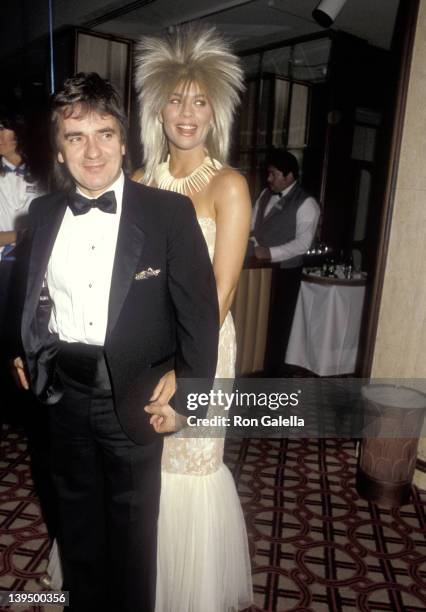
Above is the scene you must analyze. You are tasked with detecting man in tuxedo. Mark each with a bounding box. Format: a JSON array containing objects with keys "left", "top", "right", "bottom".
[
  {"left": 250, "top": 149, "right": 319, "bottom": 375},
  {"left": 13, "top": 73, "right": 219, "bottom": 611}
]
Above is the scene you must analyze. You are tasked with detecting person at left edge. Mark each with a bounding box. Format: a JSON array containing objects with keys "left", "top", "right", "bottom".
[
  {"left": 12, "top": 72, "right": 219, "bottom": 612},
  {"left": 0, "top": 107, "right": 58, "bottom": 561},
  {"left": 0, "top": 108, "right": 41, "bottom": 346},
  {"left": 0, "top": 108, "right": 40, "bottom": 255}
]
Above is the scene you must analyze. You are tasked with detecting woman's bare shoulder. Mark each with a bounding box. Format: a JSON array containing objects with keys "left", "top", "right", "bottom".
[
  {"left": 211, "top": 166, "right": 249, "bottom": 196},
  {"left": 215, "top": 165, "right": 245, "bottom": 181},
  {"left": 209, "top": 166, "right": 251, "bottom": 218},
  {"left": 210, "top": 166, "right": 248, "bottom": 194}
]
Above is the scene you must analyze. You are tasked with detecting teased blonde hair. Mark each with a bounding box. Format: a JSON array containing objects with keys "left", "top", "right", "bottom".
[{"left": 134, "top": 25, "right": 244, "bottom": 184}]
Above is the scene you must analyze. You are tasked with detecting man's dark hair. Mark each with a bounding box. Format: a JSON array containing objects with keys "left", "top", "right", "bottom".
[
  {"left": 266, "top": 148, "right": 299, "bottom": 180},
  {"left": 51, "top": 72, "right": 129, "bottom": 191}
]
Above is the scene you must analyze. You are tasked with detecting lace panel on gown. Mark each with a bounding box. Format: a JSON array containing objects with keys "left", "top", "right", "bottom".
[{"left": 161, "top": 217, "right": 236, "bottom": 475}]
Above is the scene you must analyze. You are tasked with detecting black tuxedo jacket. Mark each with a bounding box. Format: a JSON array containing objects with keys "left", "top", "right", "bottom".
[{"left": 18, "top": 177, "right": 219, "bottom": 444}]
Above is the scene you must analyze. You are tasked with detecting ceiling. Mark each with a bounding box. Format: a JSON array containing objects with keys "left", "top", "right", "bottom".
[
  {"left": 91, "top": 0, "right": 400, "bottom": 51},
  {"left": 3, "top": 0, "right": 400, "bottom": 62}
]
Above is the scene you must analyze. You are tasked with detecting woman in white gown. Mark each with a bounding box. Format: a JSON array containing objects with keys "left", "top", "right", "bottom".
[{"left": 134, "top": 25, "right": 253, "bottom": 612}]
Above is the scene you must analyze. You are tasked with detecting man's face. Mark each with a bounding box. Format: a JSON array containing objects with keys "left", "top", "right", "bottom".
[
  {"left": 266, "top": 165, "right": 294, "bottom": 193},
  {"left": 56, "top": 108, "right": 125, "bottom": 197},
  {"left": 0, "top": 124, "right": 18, "bottom": 162}
]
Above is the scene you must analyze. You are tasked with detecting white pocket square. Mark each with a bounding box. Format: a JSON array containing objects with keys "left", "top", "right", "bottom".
[{"left": 134, "top": 267, "right": 161, "bottom": 280}]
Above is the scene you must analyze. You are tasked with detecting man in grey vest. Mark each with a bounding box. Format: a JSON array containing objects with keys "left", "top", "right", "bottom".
[{"left": 251, "top": 149, "right": 320, "bottom": 375}]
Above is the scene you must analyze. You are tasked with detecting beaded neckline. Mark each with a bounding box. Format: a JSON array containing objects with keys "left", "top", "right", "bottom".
[{"left": 154, "top": 156, "right": 222, "bottom": 196}]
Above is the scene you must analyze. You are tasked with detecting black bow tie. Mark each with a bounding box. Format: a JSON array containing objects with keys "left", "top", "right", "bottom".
[
  {"left": 68, "top": 191, "right": 117, "bottom": 216},
  {"left": 2, "top": 163, "right": 26, "bottom": 176}
]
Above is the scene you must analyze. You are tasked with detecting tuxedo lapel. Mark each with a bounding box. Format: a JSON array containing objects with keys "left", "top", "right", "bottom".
[
  {"left": 22, "top": 196, "right": 67, "bottom": 335},
  {"left": 107, "top": 179, "right": 146, "bottom": 337}
]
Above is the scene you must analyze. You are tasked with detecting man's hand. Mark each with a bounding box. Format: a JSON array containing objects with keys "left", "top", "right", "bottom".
[
  {"left": 150, "top": 369, "right": 176, "bottom": 404},
  {"left": 145, "top": 369, "right": 184, "bottom": 433},
  {"left": 144, "top": 402, "right": 186, "bottom": 434},
  {"left": 12, "top": 357, "right": 29, "bottom": 390},
  {"left": 255, "top": 246, "right": 271, "bottom": 261}
]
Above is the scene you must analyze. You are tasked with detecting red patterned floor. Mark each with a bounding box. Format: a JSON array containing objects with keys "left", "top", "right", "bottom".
[
  {"left": 226, "top": 438, "right": 426, "bottom": 612},
  {"left": 0, "top": 427, "right": 57, "bottom": 612},
  {"left": 1, "top": 429, "right": 426, "bottom": 611}
]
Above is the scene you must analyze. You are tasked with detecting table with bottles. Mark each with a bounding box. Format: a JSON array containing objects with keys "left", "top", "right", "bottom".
[{"left": 285, "top": 267, "right": 367, "bottom": 376}]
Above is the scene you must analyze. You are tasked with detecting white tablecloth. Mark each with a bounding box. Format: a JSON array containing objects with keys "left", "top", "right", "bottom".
[{"left": 285, "top": 279, "right": 366, "bottom": 376}]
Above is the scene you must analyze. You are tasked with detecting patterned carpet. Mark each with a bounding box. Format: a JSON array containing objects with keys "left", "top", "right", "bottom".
[
  {"left": 1, "top": 428, "right": 426, "bottom": 611},
  {"left": 226, "top": 438, "right": 426, "bottom": 612},
  {"left": 0, "top": 427, "right": 56, "bottom": 612}
]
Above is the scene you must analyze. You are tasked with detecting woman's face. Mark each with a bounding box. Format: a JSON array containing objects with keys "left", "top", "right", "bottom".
[
  {"left": 0, "top": 124, "right": 18, "bottom": 162},
  {"left": 160, "top": 81, "right": 213, "bottom": 154}
]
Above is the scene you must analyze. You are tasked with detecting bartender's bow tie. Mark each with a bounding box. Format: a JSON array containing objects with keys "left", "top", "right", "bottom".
[{"left": 68, "top": 191, "right": 117, "bottom": 216}]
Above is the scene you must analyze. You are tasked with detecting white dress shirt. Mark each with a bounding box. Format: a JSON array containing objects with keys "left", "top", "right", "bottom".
[
  {"left": 47, "top": 172, "right": 124, "bottom": 345},
  {"left": 0, "top": 157, "right": 40, "bottom": 254},
  {"left": 251, "top": 182, "right": 320, "bottom": 264}
]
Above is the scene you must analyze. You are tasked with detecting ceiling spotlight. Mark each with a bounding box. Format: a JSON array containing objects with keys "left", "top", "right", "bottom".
[{"left": 312, "top": 0, "right": 347, "bottom": 28}]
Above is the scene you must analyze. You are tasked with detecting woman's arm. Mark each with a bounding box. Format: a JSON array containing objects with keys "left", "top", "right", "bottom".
[{"left": 213, "top": 169, "right": 251, "bottom": 327}]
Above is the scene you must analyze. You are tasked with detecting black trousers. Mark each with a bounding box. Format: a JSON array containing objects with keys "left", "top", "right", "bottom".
[
  {"left": 49, "top": 344, "right": 163, "bottom": 612},
  {"left": 264, "top": 266, "right": 302, "bottom": 376}
]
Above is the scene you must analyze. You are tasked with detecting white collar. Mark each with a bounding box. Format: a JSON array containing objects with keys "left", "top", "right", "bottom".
[
  {"left": 280, "top": 181, "right": 297, "bottom": 198},
  {"left": 268, "top": 181, "right": 297, "bottom": 199},
  {"left": 1, "top": 156, "right": 24, "bottom": 171}
]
